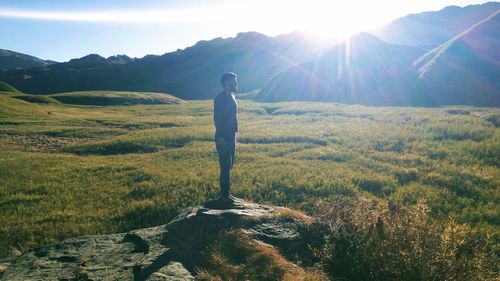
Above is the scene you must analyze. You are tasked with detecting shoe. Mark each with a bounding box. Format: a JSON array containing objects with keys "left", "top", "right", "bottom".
[
  {"left": 229, "top": 193, "right": 244, "bottom": 202},
  {"left": 219, "top": 195, "right": 233, "bottom": 202}
]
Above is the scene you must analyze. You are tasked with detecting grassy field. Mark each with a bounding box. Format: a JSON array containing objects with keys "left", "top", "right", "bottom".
[
  {"left": 0, "top": 87, "right": 183, "bottom": 106},
  {"left": 49, "top": 91, "right": 184, "bottom": 105},
  {"left": 0, "top": 90, "right": 498, "bottom": 277}
]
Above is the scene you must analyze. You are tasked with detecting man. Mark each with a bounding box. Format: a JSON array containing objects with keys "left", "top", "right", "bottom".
[{"left": 213, "top": 72, "right": 241, "bottom": 202}]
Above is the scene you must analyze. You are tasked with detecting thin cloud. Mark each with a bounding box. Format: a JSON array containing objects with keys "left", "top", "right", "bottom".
[{"left": 0, "top": 7, "right": 220, "bottom": 23}]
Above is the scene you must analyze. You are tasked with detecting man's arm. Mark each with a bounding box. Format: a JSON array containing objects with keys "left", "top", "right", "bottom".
[
  {"left": 214, "top": 98, "right": 227, "bottom": 146},
  {"left": 221, "top": 97, "right": 237, "bottom": 133},
  {"left": 214, "top": 98, "right": 223, "bottom": 135},
  {"left": 221, "top": 115, "right": 237, "bottom": 131}
]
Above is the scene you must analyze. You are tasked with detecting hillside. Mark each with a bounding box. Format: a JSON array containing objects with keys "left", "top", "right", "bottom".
[
  {"left": 374, "top": 2, "right": 500, "bottom": 46},
  {"left": 49, "top": 91, "right": 184, "bottom": 106},
  {"left": 0, "top": 49, "right": 55, "bottom": 71},
  {"left": 0, "top": 82, "right": 20, "bottom": 93},
  {"left": 255, "top": 33, "right": 427, "bottom": 105},
  {"left": 256, "top": 8, "right": 500, "bottom": 106},
  {"left": 413, "top": 10, "right": 500, "bottom": 106},
  {"left": 0, "top": 93, "right": 51, "bottom": 117},
  {"left": 0, "top": 32, "right": 333, "bottom": 99}
]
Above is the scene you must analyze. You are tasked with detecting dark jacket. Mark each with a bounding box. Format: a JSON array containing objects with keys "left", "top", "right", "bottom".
[{"left": 214, "top": 91, "right": 238, "bottom": 138}]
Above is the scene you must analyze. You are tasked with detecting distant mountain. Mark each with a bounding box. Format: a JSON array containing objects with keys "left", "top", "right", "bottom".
[
  {"left": 0, "top": 49, "right": 56, "bottom": 71},
  {"left": 256, "top": 8, "right": 500, "bottom": 106},
  {"left": 106, "top": 55, "right": 135, "bottom": 64},
  {"left": 255, "top": 33, "right": 427, "bottom": 105},
  {"left": 375, "top": 2, "right": 500, "bottom": 46},
  {"left": 0, "top": 32, "right": 333, "bottom": 99},
  {"left": 3, "top": 4, "right": 498, "bottom": 105},
  {"left": 413, "top": 10, "right": 500, "bottom": 106},
  {"left": 68, "top": 54, "right": 135, "bottom": 65}
]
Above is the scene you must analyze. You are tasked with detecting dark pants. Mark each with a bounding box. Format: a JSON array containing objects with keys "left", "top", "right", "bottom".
[{"left": 215, "top": 135, "right": 236, "bottom": 197}]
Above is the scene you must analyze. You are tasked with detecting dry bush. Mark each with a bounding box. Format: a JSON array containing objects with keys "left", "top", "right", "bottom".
[
  {"left": 315, "top": 198, "right": 498, "bottom": 281},
  {"left": 196, "top": 230, "right": 329, "bottom": 281}
]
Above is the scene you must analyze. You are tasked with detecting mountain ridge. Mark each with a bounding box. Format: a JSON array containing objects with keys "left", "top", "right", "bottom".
[
  {"left": 0, "top": 31, "right": 332, "bottom": 99},
  {"left": 255, "top": 7, "right": 500, "bottom": 106},
  {"left": 255, "top": 33, "right": 427, "bottom": 105},
  {"left": 414, "top": 9, "right": 500, "bottom": 78},
  {"left": 412, "top": 9, "right": 500, "bottom": 106},
  {"left": 374, "top": 1, "right": 500, "bottom": 46},
  {"left": 0, "top": 3, "right": 498, "bottom": 105},
  {"left": 0, "top": 49, "right": 57, "bottom": 72}
]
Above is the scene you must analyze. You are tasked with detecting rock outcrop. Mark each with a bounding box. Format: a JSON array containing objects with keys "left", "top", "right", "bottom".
[{"left": 1, "top": 200, "right": 321, "bottom": 280}]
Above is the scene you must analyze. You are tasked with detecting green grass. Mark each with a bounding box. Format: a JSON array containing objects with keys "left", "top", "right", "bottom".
[
  {"left": 2, "top": 88, "right": 178, "bottom": 106},
  {"left": 0, "top": 95, "right": 50, "bottom": 117},
  {"left": 0, "top": 81, "right": 21, "bottom": 93},
  {"left": 0, "top": 95, "right": 498, "bottom": 277},
  {"left": 13, "top": 95, "right": 60, "bottom": 104},
  {"left": 49, "top": 91, "right": 184, "bottom": 105}
]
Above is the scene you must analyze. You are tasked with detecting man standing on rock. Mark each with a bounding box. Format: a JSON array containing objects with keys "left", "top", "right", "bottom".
[{"left": 213, "top": 72, "right": 241, "bottom": 203}]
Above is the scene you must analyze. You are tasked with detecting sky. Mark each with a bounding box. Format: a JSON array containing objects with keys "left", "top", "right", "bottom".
[{"left": 0, "top": 0, "right": 492, "bottom": 62}]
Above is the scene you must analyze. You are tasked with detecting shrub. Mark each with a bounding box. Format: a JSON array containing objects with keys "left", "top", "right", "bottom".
[
  {"left": 239, "top": 136, "right": 328, "bottom": 146},
  {"left": 485, "top": 115, "right": 499, "bottom": 127},
  {"left": 353, "top": 176, "right": 396, "bottom": 197},
  {"left": 64, "top": 140, "right": 159, "bottom": 155},
  {"left": 394, "top": 168, "right": 419, "bottom": 185},
  {"left": 462, "top": 138, "right": 500, "bottom": 167},
  {"left": 196, "top": 230, "right": 328, "bottom": 281},
  {"left": 315, "top": 199, "right": 497, "bottom": 281},
  {"left": 62, "top": 128, "right": 196, "bottom": 155},
  {"left": 428, "top": 124, "right": 491, "bottom": 142},
  {"left": 374, "top": 137, "right": 405, "bottom": 152}
]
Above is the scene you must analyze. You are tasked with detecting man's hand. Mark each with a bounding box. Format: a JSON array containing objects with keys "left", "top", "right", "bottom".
[{"left": 216, "top": 137, "right": 225, "bottom": 147}]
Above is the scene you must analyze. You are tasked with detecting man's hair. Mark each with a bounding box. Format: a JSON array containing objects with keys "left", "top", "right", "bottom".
[{"left": 220, "top": 72, "right": 237, "bottom": 86}]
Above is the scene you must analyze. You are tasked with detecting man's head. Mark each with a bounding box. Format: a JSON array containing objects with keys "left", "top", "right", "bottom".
[{"left": 221, "top": 72, "right": 238, "bottom": 93}]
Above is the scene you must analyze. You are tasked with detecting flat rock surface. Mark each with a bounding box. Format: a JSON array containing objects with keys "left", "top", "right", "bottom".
[{"left": 1, "top": 200, "right": 313, "bottom": 280}]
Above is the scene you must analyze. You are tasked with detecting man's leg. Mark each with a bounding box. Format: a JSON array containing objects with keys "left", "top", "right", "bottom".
[
  {"left": 226, "top": 136, "right": 242, "bottom": 201},
  {"left": 216, "top": 140, "right": 231, "bottom": 197},
  {"left": 228, "top": 135, "right": 235, "bottom": 170}
]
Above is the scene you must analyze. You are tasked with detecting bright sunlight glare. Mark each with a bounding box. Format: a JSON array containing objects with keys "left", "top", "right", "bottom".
[
  {"left": 0, "top": 0, "right": 425, "bottom": 40},
  {"left": 249, "top": 0, "right": 395, "bottom": 39}
]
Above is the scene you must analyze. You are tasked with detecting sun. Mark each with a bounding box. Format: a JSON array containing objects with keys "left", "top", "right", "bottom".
[
  {"left": 300, "top": 2, "right": 386, "bottom": 39},
  {"left": 306, "top": 21, "right": 366, "bottom": 40},
  {"left": 241, "top": 0, "right": 392, "bottom": 40}
]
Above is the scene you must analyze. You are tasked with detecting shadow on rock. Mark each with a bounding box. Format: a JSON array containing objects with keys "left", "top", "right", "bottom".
[{"left": 2, "top": 200, "right": 326, "bottom": 281}]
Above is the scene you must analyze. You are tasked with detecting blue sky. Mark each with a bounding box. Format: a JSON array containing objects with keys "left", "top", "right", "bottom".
[{"left": 0, "top": 0, "right": 492, "bottom": 61}]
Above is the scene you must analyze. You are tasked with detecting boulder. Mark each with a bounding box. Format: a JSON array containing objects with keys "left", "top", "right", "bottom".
[{"left": 1, "top": 200, "right": 321, "bottom": 280}]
